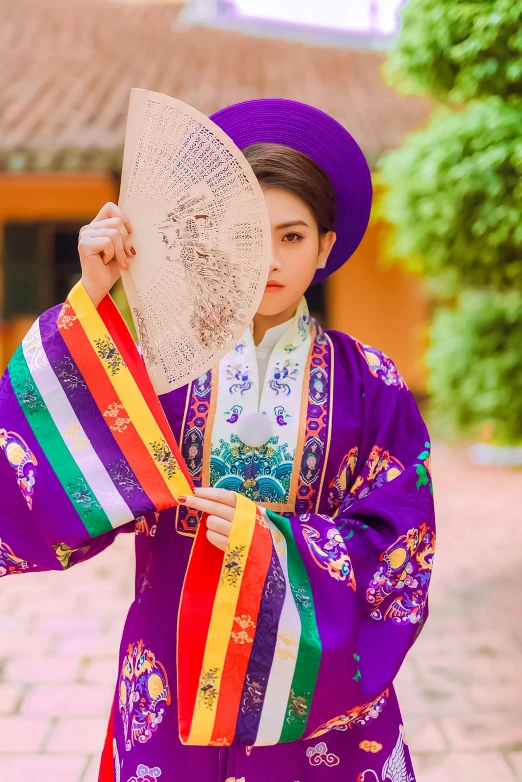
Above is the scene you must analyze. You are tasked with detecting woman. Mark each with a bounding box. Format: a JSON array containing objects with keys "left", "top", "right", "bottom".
[{"left": 0, "top": 99, "right": 435, "bottom": 782}]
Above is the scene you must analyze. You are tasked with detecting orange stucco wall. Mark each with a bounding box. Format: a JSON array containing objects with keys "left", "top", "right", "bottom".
[
  {"left": 326, "top": 216, "right": 429, "bottom": 394},
  {"left": 0, "top": 172, "right": 117, "bottom": 222},
  {"left": 0, "top": 172, "right": 117, "bottom": 368}
]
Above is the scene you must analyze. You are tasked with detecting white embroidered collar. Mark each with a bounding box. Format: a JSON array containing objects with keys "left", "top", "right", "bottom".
[
  {"left": 220, "top": 297, "right": 311, "bottom": 406},
  {"left": 255, "top": 318, "right": 294, "bottom": 351},
  {"left": 209, "top": 298, "right": 313, "bottom": 506}
]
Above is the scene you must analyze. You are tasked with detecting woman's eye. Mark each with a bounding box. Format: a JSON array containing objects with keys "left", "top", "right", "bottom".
[{"left": 282, "top": 233, "right": 302, "bottom": 243}]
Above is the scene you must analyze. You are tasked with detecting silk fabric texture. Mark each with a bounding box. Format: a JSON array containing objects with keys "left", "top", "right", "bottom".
[{"left": 0, "top": 284, "right": 435, "bottom": 782}]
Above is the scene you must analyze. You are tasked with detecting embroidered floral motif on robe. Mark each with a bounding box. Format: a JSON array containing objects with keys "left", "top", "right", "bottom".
[{"left": 0, "top": 283, "right": 434, "bottom": 781}]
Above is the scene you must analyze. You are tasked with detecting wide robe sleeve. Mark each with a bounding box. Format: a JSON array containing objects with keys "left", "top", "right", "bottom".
[
  {"left": 177, "top": 365, "right": 435, "bottom": 747},
  {"left": 0, "top": 281, "right": 191, "bottom": 578}
]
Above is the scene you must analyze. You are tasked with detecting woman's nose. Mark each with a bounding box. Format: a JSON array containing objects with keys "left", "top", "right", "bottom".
[{"left": 269, "top": 253, "right": 281, "bottom": 273}]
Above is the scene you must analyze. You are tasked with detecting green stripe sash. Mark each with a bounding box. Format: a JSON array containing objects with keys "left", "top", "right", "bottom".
[
  {"left": 8, "top": 343, "right": 112, "bottom": 537},
  {"left": 266, "top": 509, "right": 322, "bottom": 742}
]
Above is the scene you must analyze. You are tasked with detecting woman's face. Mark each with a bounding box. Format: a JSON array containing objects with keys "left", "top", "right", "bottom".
[{"left": 256, "top": 186, "right": 336, "bottom": 317}]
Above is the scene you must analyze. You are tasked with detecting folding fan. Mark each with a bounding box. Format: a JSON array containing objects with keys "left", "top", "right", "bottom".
[{"left": 118, "top": 89, "right": 272, "bottom": 394}]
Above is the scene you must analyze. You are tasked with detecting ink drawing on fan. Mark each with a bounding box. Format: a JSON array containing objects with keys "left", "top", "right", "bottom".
[{"left": 118, "top": 89, "right": 272, "bottom": 395}]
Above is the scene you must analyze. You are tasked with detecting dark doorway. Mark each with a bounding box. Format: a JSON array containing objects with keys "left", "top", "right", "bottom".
[
  {"left": 53, "top": 224, "right": 83, "bottom": 304},
  {"left": 2, "top": 221, "right": 85, "bottom": 319},
  {"left": 305, "top": 281, "right": 327, "bottom": 327}
]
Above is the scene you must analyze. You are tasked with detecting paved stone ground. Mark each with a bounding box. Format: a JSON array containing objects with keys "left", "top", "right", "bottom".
[{"left": 0, "top": 442, "right": 521, "bottom": 781}]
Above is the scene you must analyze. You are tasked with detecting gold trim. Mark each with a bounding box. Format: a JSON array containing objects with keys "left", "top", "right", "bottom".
[
  {"left": 176, "top": 507, "right": 207, "bottom": 742},
  {"left": 202, "top": 367, "right": 218, "bottom": 488},
  {"left": 175, "top": 381, "right": 193, "bottom": 535},
  {"left": 315, "top": 331, "right": 335, "bottom": 511}
]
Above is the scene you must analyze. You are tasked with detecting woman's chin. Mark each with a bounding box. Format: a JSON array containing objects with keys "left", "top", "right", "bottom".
[{"left": 256, "top": 292, "right": 289, "bottom": 316}]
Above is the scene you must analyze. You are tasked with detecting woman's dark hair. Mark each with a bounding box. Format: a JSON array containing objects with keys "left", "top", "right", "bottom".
[{"left": 242, "top": 143, "right": 336, "bottom": 235}]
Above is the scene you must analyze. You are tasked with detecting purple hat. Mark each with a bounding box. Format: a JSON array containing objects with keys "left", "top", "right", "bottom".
[{"left": 210, "top": 98, "right": 373, "bottom": 283}]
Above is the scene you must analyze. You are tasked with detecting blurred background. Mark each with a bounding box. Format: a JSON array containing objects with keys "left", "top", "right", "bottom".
[{"left": 0, "top": 0, "right": 521, "bottom": 780}]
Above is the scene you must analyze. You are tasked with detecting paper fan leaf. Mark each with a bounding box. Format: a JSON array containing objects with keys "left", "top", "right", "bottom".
[
  {"left": 118, "top": 89, "right": 271, "bottom": 394},
  {"left": 183, "top": 246, "right": 246, "bottom": 348}
]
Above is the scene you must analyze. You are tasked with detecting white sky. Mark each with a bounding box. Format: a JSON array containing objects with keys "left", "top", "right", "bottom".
[{"left": 228, "top": 0, "right": 403, "bottom": 34}]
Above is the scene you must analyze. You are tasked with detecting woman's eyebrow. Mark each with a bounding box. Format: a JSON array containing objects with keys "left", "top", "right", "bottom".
[{"left": 275, "top": 220, "right": 309, "bottom": 230}]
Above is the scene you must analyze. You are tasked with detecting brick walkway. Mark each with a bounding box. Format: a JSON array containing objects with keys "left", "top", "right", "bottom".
[{"left": 0, "top": 443, "right": 521, "bottom": 781}]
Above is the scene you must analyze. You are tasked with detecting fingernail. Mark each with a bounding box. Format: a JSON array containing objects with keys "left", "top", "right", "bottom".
[
  {"left": 130, "top": 246, "right": 136, "bottom": 256},
  {"left": 178, "top": 496, "right": 187, "bottom": 503}
]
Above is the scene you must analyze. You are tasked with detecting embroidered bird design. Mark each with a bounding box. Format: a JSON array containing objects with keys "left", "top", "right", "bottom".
[{"left": 358, "top": 728, "right": 413, "bottom": 781}]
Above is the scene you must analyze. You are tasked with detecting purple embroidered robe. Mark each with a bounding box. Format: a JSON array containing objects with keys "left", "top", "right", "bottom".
[{"left": 0, "top": 299, "right": 435, "bottom": 782}]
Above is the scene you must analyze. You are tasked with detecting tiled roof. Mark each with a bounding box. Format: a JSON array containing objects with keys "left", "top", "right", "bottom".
[{"left": 0, "top": 0, "right": 432, "bottom": 171}]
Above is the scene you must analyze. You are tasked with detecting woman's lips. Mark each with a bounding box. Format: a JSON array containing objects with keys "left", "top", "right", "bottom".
[{"left": 265, "top": 281, "right": 284, "bottom": 290}]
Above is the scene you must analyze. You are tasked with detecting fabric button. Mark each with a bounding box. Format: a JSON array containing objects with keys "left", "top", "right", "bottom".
[{"left": 237, "top": 411, "right": 272, "bottom": 448}]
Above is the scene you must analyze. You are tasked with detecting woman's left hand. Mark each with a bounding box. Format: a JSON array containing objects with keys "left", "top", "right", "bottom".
[{"left": 178, "top": 488, "right": 237, "bottom": 551}]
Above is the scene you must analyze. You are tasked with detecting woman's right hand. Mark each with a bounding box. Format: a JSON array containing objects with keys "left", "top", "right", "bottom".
[{"left": 78, "top": 202, "right": 135, "bottom": 308}]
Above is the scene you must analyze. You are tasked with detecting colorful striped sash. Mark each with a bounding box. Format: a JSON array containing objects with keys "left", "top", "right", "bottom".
[
  {"left": 5, "top": 282, "right": 192, "bottom": 541},
  {"left": 178, "top": 499, "right": 324, "bottom": 747}
]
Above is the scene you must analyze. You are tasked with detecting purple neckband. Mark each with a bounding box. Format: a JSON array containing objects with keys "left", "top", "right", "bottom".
[{"left": 210, "top": 97, "right": 373, "bottom": 284}]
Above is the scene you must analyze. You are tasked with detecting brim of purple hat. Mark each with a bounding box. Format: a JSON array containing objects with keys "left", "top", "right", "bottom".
[{"left": 210, "top": 98, "right": 373, "bottom": 284}]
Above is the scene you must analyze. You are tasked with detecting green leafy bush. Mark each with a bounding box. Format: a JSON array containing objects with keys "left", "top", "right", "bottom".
[
  {"left": 378, "top": 99, "right": 522, "bottom": 292},
  {"left": 380, "top": 0, "right": 522, "bottom": 446},
  {"left": 428, "top": 290, "right": 522, "bottom": 444},
  {"left": 386, "top": 0, "right": 522, "bottom": 104}
]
